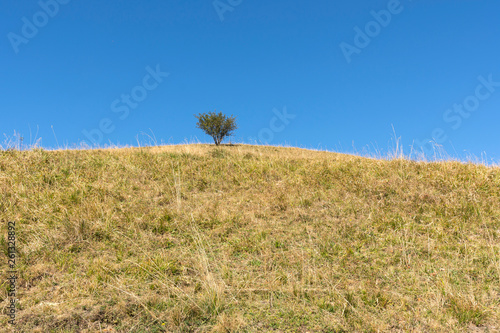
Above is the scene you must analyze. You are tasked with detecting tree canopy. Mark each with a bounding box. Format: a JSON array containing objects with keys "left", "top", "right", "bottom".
[{"left": 195, "top": 111, "right": 237, "bottom": 146}]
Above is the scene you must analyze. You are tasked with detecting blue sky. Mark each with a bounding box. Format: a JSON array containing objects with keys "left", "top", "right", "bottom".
[{"left": 2, "top": 0, "right": 500, "bottom": 162}]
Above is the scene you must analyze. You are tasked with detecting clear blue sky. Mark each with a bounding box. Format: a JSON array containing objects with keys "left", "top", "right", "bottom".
[{"left": 2, "top": 0, "right": 500, "bottom": 162}]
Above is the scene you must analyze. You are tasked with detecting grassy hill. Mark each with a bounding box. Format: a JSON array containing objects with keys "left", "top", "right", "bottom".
[{"left": 1, "top": 144, "right": 499, "bottom": 332}]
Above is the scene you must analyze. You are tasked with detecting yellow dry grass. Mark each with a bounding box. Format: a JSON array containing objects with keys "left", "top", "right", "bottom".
[{"left": 0, "top": 144, "right": 499, "bottom": 332}]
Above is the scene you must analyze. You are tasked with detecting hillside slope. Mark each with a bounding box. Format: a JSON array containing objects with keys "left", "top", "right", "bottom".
[{"left": 1, "top": 144, "right": 499, "bottom": 332}]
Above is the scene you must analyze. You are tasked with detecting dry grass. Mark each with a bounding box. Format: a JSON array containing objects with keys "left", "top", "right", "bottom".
[{"left": 0, "top": 144, "right": 499, "bottom": 332}]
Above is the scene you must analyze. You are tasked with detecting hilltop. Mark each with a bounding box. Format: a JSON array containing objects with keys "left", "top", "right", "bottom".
[{"left": 1, "top": 144, "right": 499, "bottom": 332}]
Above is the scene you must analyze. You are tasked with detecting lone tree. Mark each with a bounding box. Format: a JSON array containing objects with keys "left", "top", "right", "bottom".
[{"left": 195, "top": 111, "right": 237, "bottom": 146}]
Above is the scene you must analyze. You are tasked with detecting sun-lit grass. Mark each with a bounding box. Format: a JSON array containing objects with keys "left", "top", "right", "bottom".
[{"left": 0, "top": 144, "right": 499, "bottom": 332}]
